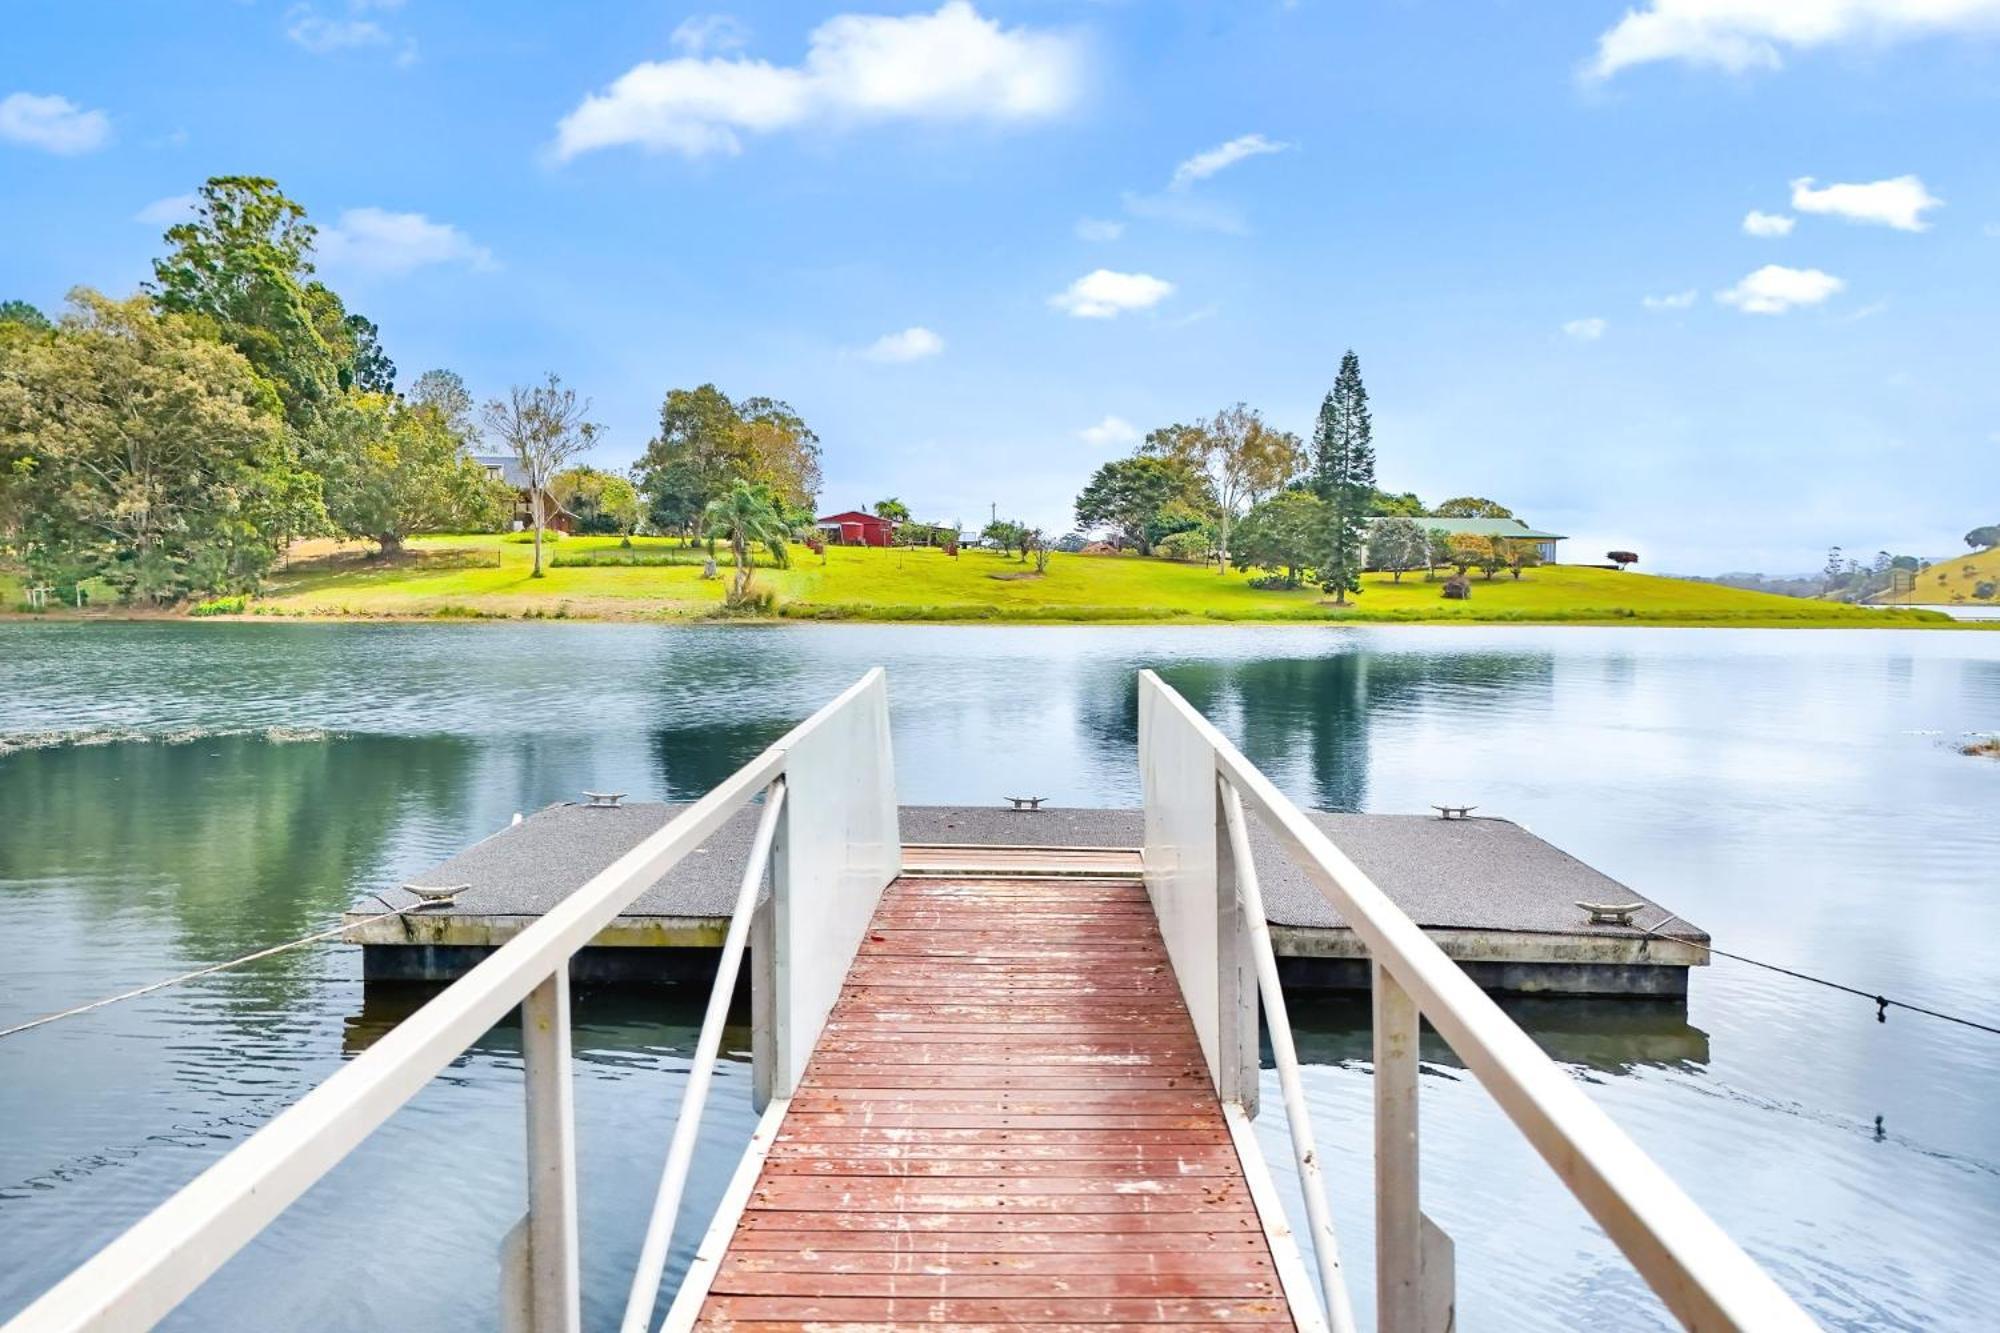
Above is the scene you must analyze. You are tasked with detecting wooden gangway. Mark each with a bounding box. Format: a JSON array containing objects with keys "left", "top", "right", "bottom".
[
  {"left": 4, "top": 668, "right": 1819, "bottom": 1333},
  {"left": 684, "top": 868, "right": 1299, "bottom": 1328}
]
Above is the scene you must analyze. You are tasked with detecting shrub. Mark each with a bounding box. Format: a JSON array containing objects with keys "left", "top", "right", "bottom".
[
  {"left": 189, "top": 594, "right": 247, "bottom": 616},
  {"left": 1975, "top": 581, "right": 1997, "bottom": 600},
  {"left": 1155, "top": 530, "right": 1213, "bottom": 563},
  {"left": 501, "top": 528, "right": 563, "bottom": 544}
]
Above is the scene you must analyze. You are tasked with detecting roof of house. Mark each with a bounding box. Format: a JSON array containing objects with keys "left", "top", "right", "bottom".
[
  {"left": 1370, "top": 515, "right": 1568, "bottom": 541},
  {"left": 817, "top": 510, "right": 893, "bottom": 525},
  {"left": 469, "top": 454, "right": 532, "bottom": 489}
]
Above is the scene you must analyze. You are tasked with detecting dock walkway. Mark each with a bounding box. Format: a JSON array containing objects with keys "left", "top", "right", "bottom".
[{"left": 686, "top": 864, "right": 1300, "bottom": 1329}]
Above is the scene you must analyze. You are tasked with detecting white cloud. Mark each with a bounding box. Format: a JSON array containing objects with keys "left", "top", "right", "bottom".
[
  {"left": 1716, "top": 264, "right": 1844, "bottom": 314},
  {"left": 860, "top": 326, "right": 944, "bottom": 363},
  {"left": 1563, "top": 317, "right": 1607, "bottom": 341},
  {"left": 134, "top": 194, "right": 198, "bottom": 225},
  {"left": 1790, "top": 174, "right": 1941, "bottom": 231},
  {"left": 1121, "top": 188, "right": 1246, "bottom": 235},
  {"left": 1168, "top": 133, "right": 1289, "bottom": 190},
  {"left": 1074, "top": 217, "right": 1123, "bottom": 242},
  {"left": 286, "top": 5, "right": 417, "bottom": 64},
  {"left": 672, "top": 14, "right": 751, "bottom": 55},
  {"left": 1642, "top": 289, "right": 1698, "bottom": 310},
  {"left": 318, "top": 208, "right": 494, "bottom": 274},
  {"left": 0, "top": 92, "right": 111, "bottom": 155},
  {"left": 1078, "top": 415, "right": 1139, "bottom": 447},
  {"left": 1049, "top": 269, "right": 1174, "bottom": 319},
  {"left": 1587, "top": 0, "right": 2000, "bottom": 79},
  {"left": 1743, "top": 209, "right": 1795, "bottom": 237},
  {"left": 554, "top": 1, "right": 1083, "bottom": 160}
]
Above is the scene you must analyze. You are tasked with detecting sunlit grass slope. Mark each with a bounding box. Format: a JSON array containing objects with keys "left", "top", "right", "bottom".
[{"left": 228, "top": 535, "right": 1953, "bottom": 626}]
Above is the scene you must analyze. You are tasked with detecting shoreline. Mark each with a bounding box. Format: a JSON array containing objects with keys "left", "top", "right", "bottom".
[{"left": 0, "top": 605, "right": 1978, "bottom": 630}]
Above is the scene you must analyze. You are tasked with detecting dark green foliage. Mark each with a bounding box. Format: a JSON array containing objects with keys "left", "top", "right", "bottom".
[
  {"left": 1074, "top": 456, "right": 1203, "bottom": 555},
  {"left": 1966, "top": 525, "right": 2000, "bottom": 551},
  {"left": 1233, "top": 491, "right": 1329, "bottom": 588},
  {"left": 1432, "top": 496, "right": 1513, "bottom": 518},
  {"left": 341, "top": 314, "right": 396, "bottom": 393},
  {"left": 638, "top": 385, "right": 822, "bottom": 532},
  {"left": 1367, "top": 489, "right": 1425, "bottom": 517},
  {"left": 1311, "top": 349, "right": 1375, "bottom": 601},
  {"left": 147, "top": 176, "right": 347, "bottom": 427},
  {"left": 0, "top": 300, "right": 51, "bottom": 330}
]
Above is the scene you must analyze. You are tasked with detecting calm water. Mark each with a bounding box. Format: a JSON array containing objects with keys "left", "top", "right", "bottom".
[{"left": 2, "top": 622, "right": 1997, "bottom": 1330}]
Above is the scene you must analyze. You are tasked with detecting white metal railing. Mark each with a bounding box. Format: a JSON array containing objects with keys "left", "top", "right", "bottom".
[
  {"left": 1137, "top": 669, "right": 1818, "bottom": 1333},
  {"left": 4, "top": 669, "right": 901, "bottom": 1333}
]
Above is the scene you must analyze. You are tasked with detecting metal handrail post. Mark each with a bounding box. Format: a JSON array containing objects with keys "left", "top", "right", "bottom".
[
  {"left": 619, "top": 779, "right": 788, "bottom": 1333},
  {"left": 1219, "top": 778, "right": 1359, "bottom": 1333}
]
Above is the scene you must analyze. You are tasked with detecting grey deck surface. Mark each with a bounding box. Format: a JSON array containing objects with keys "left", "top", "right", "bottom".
[{"left": 384, "top": 803, "right": 1703, "bottom": 943}]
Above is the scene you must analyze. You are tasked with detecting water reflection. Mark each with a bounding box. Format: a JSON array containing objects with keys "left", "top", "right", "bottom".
[{"left": 1281, "top": 993, "right": 1711, "bottom": 1073}]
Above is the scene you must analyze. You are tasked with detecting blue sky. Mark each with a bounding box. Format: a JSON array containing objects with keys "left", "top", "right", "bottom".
[{"left": 3, "top": 1, "right": 1996, "bottom": 573}]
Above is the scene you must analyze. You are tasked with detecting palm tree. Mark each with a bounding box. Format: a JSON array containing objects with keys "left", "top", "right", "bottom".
[{"left": 702, "top": 481, "right": 791, "bottom": 604}]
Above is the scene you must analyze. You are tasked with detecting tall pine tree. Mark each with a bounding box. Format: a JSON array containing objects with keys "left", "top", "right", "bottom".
[{"left": 1311, "top": 349, "right": 1375, "bottom": 603}]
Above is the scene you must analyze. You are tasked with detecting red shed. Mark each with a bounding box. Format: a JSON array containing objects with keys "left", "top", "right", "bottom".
[{"left": 816, "top": 510, "right": 895, "bottom": 547}]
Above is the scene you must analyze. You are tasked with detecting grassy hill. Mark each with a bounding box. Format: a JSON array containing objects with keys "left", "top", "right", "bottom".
[
  {"left": 174, "top": 534, "right": 1957, "bottom": 627},
  {"left": 1873, "top": 543, "right": 2000, "bottom": 608}
]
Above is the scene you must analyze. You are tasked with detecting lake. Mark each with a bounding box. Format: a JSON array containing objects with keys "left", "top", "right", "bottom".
[{"left": 2, "top": 622, "right": 1997, "bottom": 1331}]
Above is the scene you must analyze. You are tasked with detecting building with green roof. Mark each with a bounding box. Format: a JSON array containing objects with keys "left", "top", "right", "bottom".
[{"left": 1366, "top": 516, "right": 1568, "bottom": 565}]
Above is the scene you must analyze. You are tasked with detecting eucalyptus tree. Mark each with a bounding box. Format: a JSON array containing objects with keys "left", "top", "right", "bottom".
[
  {"left": 1142, "top": 405, "right": 1300, "bottom": 573},
  {"left": 481, "top": 374, "right": 602, "bottom": 577}
]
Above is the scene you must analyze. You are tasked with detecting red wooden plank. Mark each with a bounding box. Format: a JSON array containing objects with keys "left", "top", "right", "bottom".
[
  {"left": 700, "top": 1296, "right": 1289, "bottom": 1323},
  {"left": 709, "top": 1273, "right": 1280, "bottom": 1300},
  {"left": 722, "top": 1228, "right": 1272, "bottom": 1253},
  {"left": 720, "top": 1251, "right": 1278, "bottom": 1276},
  {"left": 694, "top": 873, "right": 1297, "bottom": 1332}
]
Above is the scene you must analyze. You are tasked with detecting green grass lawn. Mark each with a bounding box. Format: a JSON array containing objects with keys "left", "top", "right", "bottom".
[{"left": 219, "top": 534, "right": 1956, "bottom": 627}]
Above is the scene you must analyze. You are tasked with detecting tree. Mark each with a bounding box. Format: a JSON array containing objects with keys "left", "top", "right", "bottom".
[
  {"left": 148, "top": 175, "right": 348, "bottom": 427},
  {"left": 0, "top": 289, "right": 314, "bottom": 603},
  {"left": 873, "top": 497, "right": 911, "bottom": 523},
  {"left": 408, "top": 368, "right": 478, "bottom": 441},
  {"left": 1432, "top": 496, "right": 1513, "bottom": 518},
  {"left": 1143, "top": 404, "right": 1301, "bottom": 572},
  {"left": 1451, "top": 535, "right": 1505, "bottom": 580},
  {"left": 481, "top": 374, "right": 602, "bottom": 578},
  {"left": 550, "top": 465, "right": 641, "bottom": 534},
  {"left": 1503, "top": 538, "right": 1542, "bottom": 580},
  {"left": 0, "top": 300, "right": 51, "bottom": 330},
  {"left": 341, "top": 314, "right": 395, "bottom": 393},
  {"left": 1311, "top": 350, "right": 1375, "bottom": 603},
  {"left": 1367, "top": 517, "right": 1427, "bottom": 582},
  {"left": 1607, "top": 550, "right": 1638, "bottom": 570},
  {"left": 1233, "top": 492, "right": 1329, "bottom": 589},
  {"left": 318, "top": 393, "right": 503, "bottom": 555},
  {"left": 703, "top": 480, "right": 790, "bottom": 605},
  {"left": 1074, "top": 456, "right": 1199, "bottom": 554},
  {"left": 1966, "top": 526, "right": 2000, "bottom": 551},
  {"left": 637, "top": 386, "right": 821, "bottom": 532},
  {"left": 982, "top": 519, "right": 1028, "bottom": 556},
  {"left": 1424, "top": 527, "right": 1454, "bottom": 581},
  {"left": 1821, "top": 546, "right": 1846, "bottom": 595},
  {"left": 1368, "top": 489, "right": 1426, "bottom": 517}
]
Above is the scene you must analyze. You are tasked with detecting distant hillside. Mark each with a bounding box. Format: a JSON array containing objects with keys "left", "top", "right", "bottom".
[{"left": 1876, "top": 543, "right": 2000, "bottom": 607}]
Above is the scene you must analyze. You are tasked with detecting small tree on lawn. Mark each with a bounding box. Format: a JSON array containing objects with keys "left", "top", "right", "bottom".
[
  {"left": 1607, "top": 550, "right": 1638, "bottom": 570},
  {"left": 703, "top": 480, "right": 791, "bottom": 605},
  {"left": 1504, "top": 539, "right": 1542, "bottom": 580},
  {"left": 1367, "top": 517, "right": 1427, "bottom": 583},
  {"left": 482, "top": 373, "right": 601, "bottom": 578},
  {"left": 1424, "top": 527, "right": 1454, "bottom": 581},
  {"left": 1233, "top": 492, "right": 1329, "bottom": 589}
]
